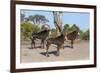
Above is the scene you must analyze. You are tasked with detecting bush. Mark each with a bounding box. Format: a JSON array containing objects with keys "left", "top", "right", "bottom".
[
  {"left": 48, "top": 28, "right": 58, "bottom": 38},
  {"left": 80, "top": 30, "right": 89, "bottom": 40},
  {"left": 21, "top": 21, "right": 41, "bottom": 40}
]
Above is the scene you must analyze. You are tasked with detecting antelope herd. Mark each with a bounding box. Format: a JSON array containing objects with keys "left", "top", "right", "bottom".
[{"left": 30, "top": 29, "right": 79, "bottom": 57}]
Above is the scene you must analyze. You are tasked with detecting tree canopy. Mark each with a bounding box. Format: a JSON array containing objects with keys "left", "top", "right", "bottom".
[{"left": 28, "top": 15, "right": 49, "bottom": 25}]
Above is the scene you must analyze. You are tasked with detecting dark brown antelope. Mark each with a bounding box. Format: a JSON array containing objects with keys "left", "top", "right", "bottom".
[
  {"left": 31, "top": 29, "right": 50, "bottom": 48},
  {"left": 67, "top": 30, "right": 79, "bottom": 48},
  {"left": 46, "top": 34, "right": 67, "bottom": 57}
]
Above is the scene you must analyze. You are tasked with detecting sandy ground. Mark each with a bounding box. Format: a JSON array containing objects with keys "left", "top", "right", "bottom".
[{"left": 21, "top": 40, "right": 89, "bottom": 63}]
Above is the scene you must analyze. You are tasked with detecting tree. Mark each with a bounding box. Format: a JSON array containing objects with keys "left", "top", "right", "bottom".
[
  {"left": 21, "top": 11, "right": 30, "bottom": 22},
  {"left": 81, "top": 29, "right": 89, "bottom": 40},
  {"left": 71, "top": 24, "right": 80, "bottom": 32},
  {"left": 21, "top": 11, "right": 25, "bottom": 22},
  {"left": 62, "top": 24, "right": 80, "bottom": 35},
  {"left": 28, "top": 15, "right": 49, "bottom": 25},
  {"left": 62, "top": 24, "right": 70, "bottom": 35},
  {"left": 53, "top": 11, "right": 63, "bottom": 35}
]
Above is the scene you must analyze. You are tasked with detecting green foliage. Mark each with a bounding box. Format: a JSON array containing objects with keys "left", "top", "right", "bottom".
[
  {"left": 28, "top": 15, "right": 49, "bottom": 25},
  {"left": 71, "top": 24, "right": 80, "bottom": 32},
  {"left": 62, "top": 24, "right": 69, "bottom": 35},
  {"left": 48, "top": 28, "right": 58, "bottom": 38},
  {"left": 80, "top": 30, "right": 89, "bottom": 40},
  {"left": 62, "top": 24, "right": 89, "bottom": 40},
  {"left": 49, "top": 24, "right": 80, "bottom": 38},
  {"left": 62, "top": 24, "right": 80, "bottom": 35},
  {"left": 21, "top": 21, "right": 41, "bottom": 40},
  {"left": 21, "top": 13, "right": 25, "bottom": 22},
  {"left": 21, "top": 21, "right": 89, "bottom": 41}
]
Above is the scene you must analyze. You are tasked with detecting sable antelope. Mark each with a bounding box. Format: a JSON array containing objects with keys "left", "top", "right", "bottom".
[
  {"left": 46, "top": 34, "right": 67, "bottom": 57},
  {"left": 31, "top": 29, "right": 50, "bottom": 48},
  {"left": 67, "top": 30, "right": 79, "bottom": 48}
]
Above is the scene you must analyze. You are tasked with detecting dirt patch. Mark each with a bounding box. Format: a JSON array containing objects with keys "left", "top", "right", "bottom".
[{"left": 20, "top": 40, "right": 89, "bottom": 63}]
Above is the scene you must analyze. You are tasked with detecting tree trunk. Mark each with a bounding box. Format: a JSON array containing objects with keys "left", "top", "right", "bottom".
[{"left": 53, "top": 11, "right": 63, "bottom": 35}]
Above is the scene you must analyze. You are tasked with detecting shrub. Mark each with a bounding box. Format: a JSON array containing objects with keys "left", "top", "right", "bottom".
[
  {"left": 21, "top": 21, "right": 41, "bottom": 40},
  {"left": 79, "top": 30, "right": 89, "bottom": 40},
  {"left": 48, "top": 28, "right": 58, "bottom": 38}
]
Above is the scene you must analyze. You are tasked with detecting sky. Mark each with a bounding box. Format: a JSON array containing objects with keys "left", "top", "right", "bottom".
[{"left": 21, "top": 9, "right": 90, "bottom": 31}]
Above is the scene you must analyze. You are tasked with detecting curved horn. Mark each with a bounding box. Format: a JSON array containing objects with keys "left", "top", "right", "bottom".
[{"left": 42, "top": 24, "right": 51, "bottom": 30}]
